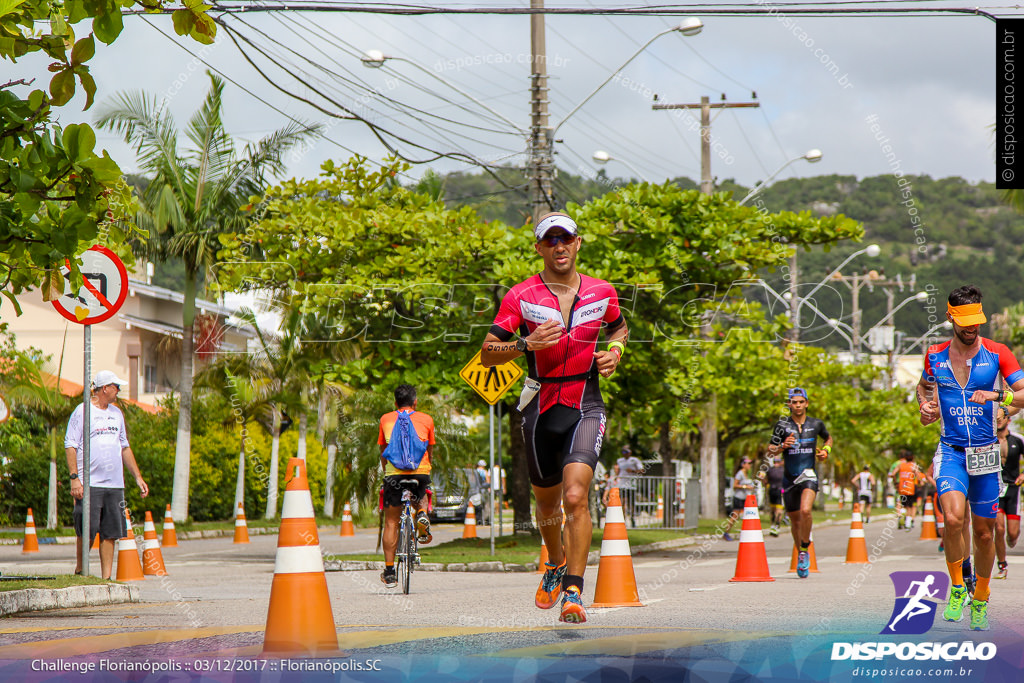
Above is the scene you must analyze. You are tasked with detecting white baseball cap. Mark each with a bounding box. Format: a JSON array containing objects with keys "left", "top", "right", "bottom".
[
  {"left": 477, "top": 459, "right": 487, "bottom": 468},
  {"left": 93, "top": 370, "right": 128, "bottom": 389},
  {"left": 534, "top": 213, "right": 578, "bottom": 241}
]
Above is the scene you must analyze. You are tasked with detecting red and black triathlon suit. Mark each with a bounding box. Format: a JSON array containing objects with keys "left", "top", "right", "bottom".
[{"left": 490, "top": 273, "right": 625, "bottom": 488}]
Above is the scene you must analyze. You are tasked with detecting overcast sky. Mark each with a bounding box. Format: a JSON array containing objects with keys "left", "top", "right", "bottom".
[{"left": 20, "top": 2, "right": 1003, "bottom": 196}]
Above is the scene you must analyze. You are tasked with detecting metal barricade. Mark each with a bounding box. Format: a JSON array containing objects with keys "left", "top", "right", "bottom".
[{"left": 611, "top": 476, "right": 697, "bottom": 529}]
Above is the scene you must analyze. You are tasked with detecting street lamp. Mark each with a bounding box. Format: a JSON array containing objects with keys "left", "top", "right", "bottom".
[
  {"left": 738, "top": 149, "right": 823, "bottom": 205},
  {"left": 826, "top": 318, "right": 856, "bottom": 350},
  {"left": 360, "top": 50, "right": 528, "bottom": 135},
  {"left": 593, "top": 150, "right": 647, "bottom": 182},
  {"left": 552, "top": 18, "right": 703, "bottom": 135},
  {"left": 867, "top": 291, "right": 928, "bottom": 331},
  {"left": 797, "top": 244, "right": 882, "bottom": 315}
]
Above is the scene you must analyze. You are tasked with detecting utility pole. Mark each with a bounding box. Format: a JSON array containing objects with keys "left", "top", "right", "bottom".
[
  {"left": 653, "top": 95, "right": 758, "bottom": 520},
  {"left": 528, "top": 0, "right": 554, "bottom": 224},
  {"left": 652, "top": 96, "right": 760, "bottom": 195}
]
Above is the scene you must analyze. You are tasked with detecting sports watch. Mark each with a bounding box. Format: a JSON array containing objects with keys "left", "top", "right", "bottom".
[
  {"left": 70, "top": 473, "right": 79, "bottom": 480},
  {"left": 515, "top": 337, "right": 529, "bottom": 353}
]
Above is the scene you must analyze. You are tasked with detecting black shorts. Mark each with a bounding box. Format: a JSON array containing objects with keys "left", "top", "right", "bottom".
[
  {"left": 783, "top": 479, "right": 819, "bottom": 513},
  {"left": 382, "top": 474, "right": 431, "bottom": 508},
  {"left": 768, "top": 488, "right": 783, "bottom": 506},
  {"left": 522, "top": 403, "right": 604, "bottom": 488},
  {"left": 900, "top": 491, "right": 920, "bottom": 507},
  {"left": 73, "top": 487, "right": 127, "bottom": 541},
  {"left": 999, "top": 484, "right": 1020, "bottom": 519},
  {"left": 730, "top": 497, "right": 748, "bottom": 514},
  {"left": 858, "top": 494, "right": 873, "bottom": 507}
]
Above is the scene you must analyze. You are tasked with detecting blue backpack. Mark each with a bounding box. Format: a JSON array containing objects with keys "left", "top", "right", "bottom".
[{"left": 382, "top": 411, "right": 429, "bottom": 471}]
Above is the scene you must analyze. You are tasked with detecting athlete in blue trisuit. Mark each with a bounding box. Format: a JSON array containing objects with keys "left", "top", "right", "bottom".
[{"left": 917, "top": 285, "right": 1024, "bottom": 631}]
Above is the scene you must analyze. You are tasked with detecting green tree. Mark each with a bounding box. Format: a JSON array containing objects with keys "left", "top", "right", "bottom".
[
  {"left": 0, "top": 0, "right": 217, "bottom": 304},
  {"left": 94, "top": 74, "right": 320, "bottom": 522}
]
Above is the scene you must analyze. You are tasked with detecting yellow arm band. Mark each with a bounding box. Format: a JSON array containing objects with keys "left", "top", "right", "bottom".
[
  {"left": 1003, "top": 390, "right": 1015, "bottom": 407},
  {"left": 607, "top": 341, "right": 626, "bottom": 357}
]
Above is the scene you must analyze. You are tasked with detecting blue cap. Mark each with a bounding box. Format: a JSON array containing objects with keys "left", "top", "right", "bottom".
[{"left": 788, "top": 387, "right": 808, "bottom": 400}]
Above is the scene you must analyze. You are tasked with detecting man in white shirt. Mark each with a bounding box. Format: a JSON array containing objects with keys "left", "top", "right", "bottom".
[
  {"left": 616, "top": 446, "right": 643, "bottom": 527},
  {"left": 65, "top": 370, "right": 149, "bottom": 579}
]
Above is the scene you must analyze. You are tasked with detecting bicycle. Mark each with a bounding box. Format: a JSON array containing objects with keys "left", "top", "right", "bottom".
[{"left": 395, "top": 479, "right": 422, "bottom": 595}]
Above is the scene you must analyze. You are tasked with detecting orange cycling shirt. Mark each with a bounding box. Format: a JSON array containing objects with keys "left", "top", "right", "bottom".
[
  {"left": 378, "top": 409, "right": 435, "bottom": 477},
  {"left": 897, "top": 461, "right": 921, "bottom": 496}
]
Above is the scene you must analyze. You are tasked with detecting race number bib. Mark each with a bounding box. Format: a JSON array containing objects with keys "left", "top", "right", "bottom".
[
  {"left": 965, "top": 444, "right": 1000, "bottom": 476},
  {"left": 1000, "top": 480, "right": 1009, "bottom": 499}
]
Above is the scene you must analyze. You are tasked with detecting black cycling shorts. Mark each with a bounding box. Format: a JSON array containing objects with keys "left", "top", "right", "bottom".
[
  {"left": 768, "top": 488, "right": 783, "bottom": 506},
  {"left": 999, "top": 484, "right": 1020, "bottom": 519},
  {"left": 522, "top": 403, "right": 604, "bottom": 488},
  {"left": 382, "top": 474, "right": 431, "bottom": 508},
  {"left": 73, "top": 487, "right": 127, "bottom": 541},
  {"left": 783, "top": 479, "right": 819, "bottom": 513}
]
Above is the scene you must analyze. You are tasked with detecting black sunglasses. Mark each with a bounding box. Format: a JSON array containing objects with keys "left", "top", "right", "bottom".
[{"left": 538, "top": 232, "right": 578, "bottom": 247}]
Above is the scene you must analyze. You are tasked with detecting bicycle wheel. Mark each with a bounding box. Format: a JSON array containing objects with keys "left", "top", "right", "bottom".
[
  {"left": 404, "top": 520, "right": 416, "bottom": 593},
  {"left": 398, "top": 517, "right": 412, "bottom": 595}
]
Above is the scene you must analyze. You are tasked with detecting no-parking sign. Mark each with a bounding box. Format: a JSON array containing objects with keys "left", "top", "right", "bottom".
[{"left": 51, "top": 245, "right": 128, "bottom": 325}]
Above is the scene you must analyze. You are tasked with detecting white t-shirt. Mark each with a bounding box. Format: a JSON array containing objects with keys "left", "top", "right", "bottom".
[
  {"left": 616, "top": 456, "right": 643, "bottom": 489},
  {"left": 64, "top": 402, "right": 130, "bottom": 488}
]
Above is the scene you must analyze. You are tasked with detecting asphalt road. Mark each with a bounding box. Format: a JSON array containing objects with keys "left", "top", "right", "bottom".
[{"left": 2, "top": 516, "right": 1023, "bottom": 681}]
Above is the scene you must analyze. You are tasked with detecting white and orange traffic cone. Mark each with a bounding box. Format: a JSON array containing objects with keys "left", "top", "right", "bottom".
[
  {"left": 934, "top": 494, "right": 944, "bottom": 536},
  {"left": 91, "top": 532, "right": 99, "bottom": 550},
  {"left": 22, "top": 508, "right": 39, "bottom": 553},
  {"left": 339, "top": 502, "right": 355, "bottom": 537},
  {"left": 656, "top": 496, "right": 664, "bottom": 525},
  {"left": 730, "top": 495, "right": 775, "bottom": 582},
  {"left": 919, "top": 498, "right": 939, "bottom": 540},
  {"left": 788, "top": 533, "right": 821, "bottom": 573},
  {"left": 162, "top": 504, "right": 178, "bottom": 547},
  {"left": 263, "top": 458, "right": 338, "bottom": 656},
  {"left": 844, "top": 502, "right": 870, "bottom": 564},
  {"left": 675, "top": 496, "right": 685, "bottom": 528},
  {"left": 116, "top": 510, "right": 146, "bottom": 581},
  {"left": 592, "top": 488, "right": 644, "bottom": 607},
  {"left": 462, "top": 503, "right": 478, "bottom": 539},
  {"left": 234, "top": 502, "right": 250, "bottom": 544},
  {"left": 142, "top": 511, "right": 167, "bottom": 576}
]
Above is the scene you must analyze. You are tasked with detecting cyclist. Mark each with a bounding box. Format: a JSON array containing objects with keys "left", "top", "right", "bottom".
[
  {"left": 918, "top": 285, "right": 1024, "bottom": 630},
  {"left": 481, "top": 211, "right": 628, "bottom": 624},
  {"left": 767, "top": 387, "right": 832, "bottom": 579},
  {"left": 994, "top": 405, "right": 1024, "bottom": 579},
  {"left": 851, "top": 466, "right": 876, "bottom": 524},
  {"left": 378, "top": 384, "right": 434, "bottom": 588}
]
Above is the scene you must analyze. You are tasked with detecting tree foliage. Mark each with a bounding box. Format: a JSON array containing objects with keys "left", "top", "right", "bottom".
[{"left": 0, "top": 0, "right": 215, "bottom": 305}]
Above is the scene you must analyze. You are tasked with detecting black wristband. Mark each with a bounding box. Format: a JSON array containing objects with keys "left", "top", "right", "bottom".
[{"left": 70, "top": 473, "right": 79, "bottom": 480}]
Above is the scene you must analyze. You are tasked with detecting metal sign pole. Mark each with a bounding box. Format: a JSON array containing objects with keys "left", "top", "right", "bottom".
[
  {"left": 489, "top": 403, "right": 495, "bottom": 556},
  {"left": 493, "top": 401, "right": 497, "bottom": 540},
  {"left": 81, "top": 325, "right": 91, "bottom": 577}
]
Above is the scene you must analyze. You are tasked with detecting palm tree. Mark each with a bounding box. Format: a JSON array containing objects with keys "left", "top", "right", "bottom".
[
  {"left": 4, "top": 351, "right": 77, "bottom": 529},
  {"left": 95, "top": 73, "right": 321, "bottom": 522}
]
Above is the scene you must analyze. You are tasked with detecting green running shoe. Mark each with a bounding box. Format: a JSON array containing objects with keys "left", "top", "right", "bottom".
[
  {"left": 969, "top": 599, "right": 989, "bottom": 631},
  {"left": 943, "top": 585, "right": 968, "bottom": 622}
]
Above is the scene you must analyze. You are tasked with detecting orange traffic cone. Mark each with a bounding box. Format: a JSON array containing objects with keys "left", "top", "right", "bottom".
[
  {"left": 234, "top": 502, "right": 250, "bottom": 544},
  {"left": 263, "top": 458, "right": 338, "bottom": 656},
  {"left": 730, "top": 495, "right": 775, "bottom": 582},
  {"left": 788, "top": 533, "right": 821, "bottom": 573},
  {"left": 462, "top": 503, "right": 478, "bottom": 539},
  {"left": 339, "top": 502, "right": 355, "bottom": 537},
  {"left": 536, "top": 533, "right": 550, "bottom": 574},
  {"left": 592, "top": 488, "right": 644, "bottom": 607},
  {"left": 656, "top": 496, "right": 664, "bottom": 524},
  {"left": 934, "top": 494, "right": 944, "bottom": 534},
  {"left": 22, "top": 508, "right": 39, "bottom": 553},
  {"left": 91, "top": 532, "right": 99, "bottom": 549},
  {"left": 142, "top": 511, "right": 167, "bottom": 576},
  {"left": 162, "top": 504, "right": 178, "bottom": 547},
  {"left": 844, "top": 502, "right": 870, "bottom": 564},
  {"left": 675, "top": 496, "right": 685, "bottom": 528},
  {"left": 919, "top": 498, "right": 939, "bottom": 540},
  {"left": 116, "top": 510, "right": 146, "bottom": 581}
]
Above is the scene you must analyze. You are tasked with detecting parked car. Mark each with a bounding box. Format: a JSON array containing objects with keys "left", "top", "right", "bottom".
[{"left": 429, "top": 468, "right": 492, "bottom": 525}]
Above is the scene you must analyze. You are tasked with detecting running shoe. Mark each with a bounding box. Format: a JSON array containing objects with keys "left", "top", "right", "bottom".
[
  {"left": 943, "top": 585, "right": 968, "bottom": 622},
  {"left": 797, "top": 550, "right": 810, "bottom": 578},
  {"left": 535, "top": 559, "right": 567, "bottom": 609},
  {"left": 380, "top": 566, "right": 397, "bottom": 588},
  {"left": 969, "top": 599, "right": 989, "bottom": 631},
  {"left": 996, "top": 561, "right": 1008, "bottom": 580},
  {"left": 768, "top": 525, "right": 780, "bottom": 538},
  {"left": 415, "top": 511, "right": 432, "bottom": 544},
  {"left": 722, "top": 533, "right": 734, "bottom": 541},
  {"left": 558, "top": 585, "right": 587, "bottom": 624}
]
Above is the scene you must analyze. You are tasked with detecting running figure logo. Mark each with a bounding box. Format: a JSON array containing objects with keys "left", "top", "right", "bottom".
[{"left": 881, "top": 571, "right": 949, "bottom": 635}]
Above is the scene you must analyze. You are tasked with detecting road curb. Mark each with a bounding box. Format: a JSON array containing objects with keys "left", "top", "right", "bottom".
[{"left": 0, "top": 583, "right": 140, "bottom": 616}]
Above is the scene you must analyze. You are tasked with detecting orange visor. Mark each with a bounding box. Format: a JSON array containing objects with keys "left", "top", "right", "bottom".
[{"left": 947, "top": 302, "right": 986, "bottom": 327}]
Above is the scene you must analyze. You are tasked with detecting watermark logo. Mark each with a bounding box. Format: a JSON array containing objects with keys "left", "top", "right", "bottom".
[{"left": 881, "top": 571, "right": 948, "bottom": 635}]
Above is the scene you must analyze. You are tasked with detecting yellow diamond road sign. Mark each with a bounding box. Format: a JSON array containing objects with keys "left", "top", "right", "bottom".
[{"left": 459, "top": 350, "right": 523, "bottom": 405}]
